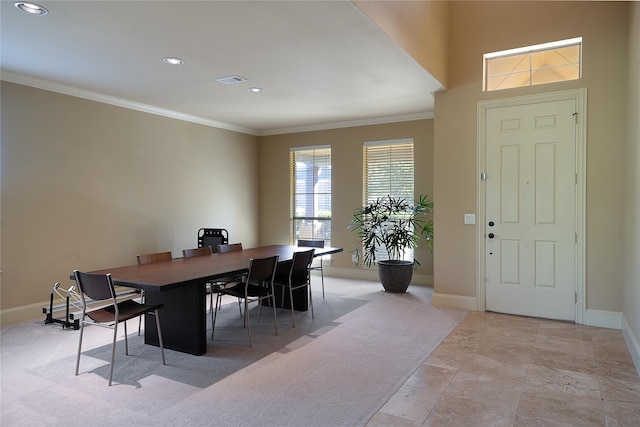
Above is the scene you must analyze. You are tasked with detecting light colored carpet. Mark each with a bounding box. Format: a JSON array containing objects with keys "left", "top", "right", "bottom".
[{"left": 1, "top": 277, "right": 466, "bottom": 426}]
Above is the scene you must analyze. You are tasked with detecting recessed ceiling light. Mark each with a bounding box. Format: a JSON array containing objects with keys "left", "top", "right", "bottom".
[
  {"left": 163, "top": 57, "right": 184, "bottom": 65},
  {"left": 248, "top": 87, "right": 263, "bottom": 93},
  {"left": 14, "top": 2, "right": 48, "bottom": 15}
]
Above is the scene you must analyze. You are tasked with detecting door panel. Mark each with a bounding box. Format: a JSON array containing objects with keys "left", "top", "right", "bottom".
[{"left": 485, "top": 99, "right": 576, "bottom": 321}]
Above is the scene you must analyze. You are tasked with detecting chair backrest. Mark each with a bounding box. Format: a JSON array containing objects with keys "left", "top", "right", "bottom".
[
  {"left": 198, "top": 228, "right": 229, "bottom": 253},
  {"left": 290, "top": 249, "right": 315, "bottom": 281},
  {"left": 183, "top": 246, "right": 213, "bottom": 258},
  {"left": 136, "top": 251, "right": 172, "bottom": 265},
  {"left": 218, "top": 243, "right": 243, "bottom": 253},
  {"left": 292, "top": 249, "right": 315, "bottom": 271},
  {"left": 297, "top": 239, "right": 325, "bottom": 249},
  {"left": 74, "top": 270, "right": 115, "bottom": 302},
  {"left": 246, "top": 255, "right": 279, "bottom": 287}
]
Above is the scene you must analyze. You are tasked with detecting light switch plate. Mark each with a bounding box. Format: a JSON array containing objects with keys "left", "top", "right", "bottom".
[{"left": 464, "top": 213, "right": 476, "bottom": 224}]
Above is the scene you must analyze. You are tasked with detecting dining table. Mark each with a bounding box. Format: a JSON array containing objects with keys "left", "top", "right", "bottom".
[{"left": 78, "top": 244, "right": 342, "bottom": 355}]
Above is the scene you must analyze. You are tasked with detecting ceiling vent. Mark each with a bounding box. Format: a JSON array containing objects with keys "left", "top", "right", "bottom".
[{"left": 215, "top": 75, "right": 247, "bottom": 85}]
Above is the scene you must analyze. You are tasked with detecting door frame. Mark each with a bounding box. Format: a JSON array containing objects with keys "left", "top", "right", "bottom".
[{"left": 476, "top": 89, "right": 587, "bottom": 324}]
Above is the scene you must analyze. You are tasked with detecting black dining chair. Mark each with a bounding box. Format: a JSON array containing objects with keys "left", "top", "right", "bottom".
[
  {"left": 182, "top": 246, "right": 213, "bottom": 258},
  {"left": 298, "top": 239, "right": 326, "bottom": 298},
  {"left": 212, "top": 243, "right": 244, "bottom": 320},
  {"left": 74, "top": 270, "right": 166, "bottom": 386},
  {"left": 211, "top": 255, "right": 279, "bottom": 347},
  {"left": 273, "top": 249, "right": 315, "bottom": 328},
  {"left": 135, "top": 251, "right": 173, "bottom": 335}
]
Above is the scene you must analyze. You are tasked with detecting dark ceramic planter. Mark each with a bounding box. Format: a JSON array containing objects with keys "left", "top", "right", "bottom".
[{"left": 377, "top": 260, "right": 414, "bottom": 293}]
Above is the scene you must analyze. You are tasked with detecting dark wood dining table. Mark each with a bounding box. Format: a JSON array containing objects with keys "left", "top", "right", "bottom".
[{"left": 81, "top": 244, "right": 342, "bottom": 355}]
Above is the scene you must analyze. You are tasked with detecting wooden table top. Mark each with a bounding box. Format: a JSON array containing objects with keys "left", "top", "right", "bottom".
[{"left": 83, "top": 245, "right": 342, "bottom": 292}]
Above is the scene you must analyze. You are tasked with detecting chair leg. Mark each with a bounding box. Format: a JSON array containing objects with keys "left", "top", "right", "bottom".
[
  {"left": 154, "top": 310, "right": 166, "bottom": 365},
  {"left": 124, "top": 321, "right": 129, "bottom": 356},
  {"left": 75, "top": 320, "right": 85, "bottom": 376},
  {"left": 108, "top": 322, "right": 118, "bottom": 386},
  {"left": 289, "top": 286, "right": 296, "bottom": 328},
  {"left": 210, "top": 289, "right": 214, "bottom": 327},
  {"left": 211, "top": 293, "right": 222, "bottom": 341},
  {"left": 138, "top": 290, "right": 145, "bottom": 335},
  {"left": 309, "top": 283, "right": 314, "bottom": 319},
  {"left": 245, "top": 299, "right": 252, "bottom": 347},
  {"left": 320, "top": 265, "right": 325, "bottom": 298},
  {"left": 271, "top": 293, "right": 278, "bottom": 337}
]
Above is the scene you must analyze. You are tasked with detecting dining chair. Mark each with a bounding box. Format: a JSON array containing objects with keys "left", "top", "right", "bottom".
[
  {"left": 135, "top": 251, "right": 173, "bottom": 335},
  {"left": 182, "top": 246, "right": 213, "bottom": 258},
  {"left": 297, "top": 239, "right": 326, "bottom": 298},
  {"left": 211, "top": 242, "right": 244, "bottom": 320},
  {"left": 218, "top": 242, "right": 243, "bottom": 253},
  {"left": 182, "top": 245, "right": 221, "bottom": 317},
  {"left": 211, "top": 255, "right": 279, "bottom": 347},
  {"left": 73, "top": 270, "right": 166, "bottom": 386},
  {"left": 273, "top": 249, "right": 315, "bottom": 328},
  {"left": 197, "top": 228, "right": 228, "bottom": 252}
]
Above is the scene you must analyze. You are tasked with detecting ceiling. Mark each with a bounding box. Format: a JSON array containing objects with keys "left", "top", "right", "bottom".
[{"left": 1, "top": 1, "right": 444, "bottom": 136}]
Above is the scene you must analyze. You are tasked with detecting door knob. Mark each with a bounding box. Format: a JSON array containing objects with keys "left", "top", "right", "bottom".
[
  {"left": 488, "top": 233, "right": 495, "bottom": 239},
  {"left": 488, "top": 221, "right": 495, "bottom": 227}
]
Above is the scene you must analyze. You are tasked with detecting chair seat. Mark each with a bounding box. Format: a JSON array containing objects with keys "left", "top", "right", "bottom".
[
  {"left": 87, "top": 299, "right": 163, "bottom": 324},
  {"left": 222, "top": 283, "right": 272, "bottom": 299},
  {"left": 211, "top": 255, "right": 279, "bottom": 347}
]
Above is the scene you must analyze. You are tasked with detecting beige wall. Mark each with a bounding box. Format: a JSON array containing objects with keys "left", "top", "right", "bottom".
[
  {"left": 623, "top": 2, "right": 640, "bottom": 361},
  {"left": 0, "top": 82, "right": 259, "bottom": 323},
  {"left": 353, "top": 0, "right": 449, "bottom": 87},
  {"left": 258, "top": 119, "right": 435, "bottom": 281},
  {"left": 434, "top": 1, "right": 630, "bottom": 313}
]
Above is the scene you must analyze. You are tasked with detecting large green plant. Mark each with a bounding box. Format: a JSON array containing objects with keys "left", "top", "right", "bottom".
[{"left": 348, "top": 195, "right": 434, "bottom": 268}]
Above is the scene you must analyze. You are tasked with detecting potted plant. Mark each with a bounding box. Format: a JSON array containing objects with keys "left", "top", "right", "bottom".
[{"left": 348, "top": 194, "right": 433, "bottom": 293}]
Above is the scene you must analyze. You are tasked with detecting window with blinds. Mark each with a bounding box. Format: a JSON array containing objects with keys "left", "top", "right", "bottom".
[
  {"left": 290, "top": 146, "right": 331, "bottom": 246},
  {"left": 363, "top": 138, "right": 415, "bottom": 262},
  {"left": 364, "top": 139, "right": 414, "bottom": 203}
]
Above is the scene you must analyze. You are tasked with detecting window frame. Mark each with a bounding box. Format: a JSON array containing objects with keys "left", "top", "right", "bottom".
[
  {"left": 289, "top": 145, "right": 332, "bottom": 246},
  {"left": 362, "top": 138, "right": 415, "bottom": 263},
  {"left": 483, "top": 37, "right": 582, "bottom": 92}
]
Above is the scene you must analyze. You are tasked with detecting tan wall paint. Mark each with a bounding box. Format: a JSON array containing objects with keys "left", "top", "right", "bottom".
[
  {"left": 435, "top": 1, "right": 630, "bottom": 312},
  {"left": 624, "top": 3, "right": 640, "bottom": 351},
  {"left": 0, "top": 82, "right": 259, "bottom": 323},
  {"left": 258, "top": 119, "right": 434, "bottom": 277},
  {"left": 353, "top": 0, "right": 448, "bottom": 87}
]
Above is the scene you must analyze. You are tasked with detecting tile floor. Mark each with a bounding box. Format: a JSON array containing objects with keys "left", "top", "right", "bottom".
[{"left": 366, "top": 311, "right": 640, "bottom": 426}]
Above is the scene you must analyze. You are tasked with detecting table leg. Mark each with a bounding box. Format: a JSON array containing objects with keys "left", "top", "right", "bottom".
[{"left": 144, "top": 283, "right": 206, "bottom": 355}]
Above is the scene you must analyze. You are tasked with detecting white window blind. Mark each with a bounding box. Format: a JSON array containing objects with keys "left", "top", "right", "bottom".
[
  {"left": 290, "top": 146, "right": 332, "bottom": 245},
  {"left": 364, "top": 138, "right": 414, "bottom": 204},
  {"left": 363, "top": 138, "right": 414, "bottom": 262}
]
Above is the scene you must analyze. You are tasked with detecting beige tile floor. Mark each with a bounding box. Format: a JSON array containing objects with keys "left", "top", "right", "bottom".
[{"left": 367, "top": 311, "right": 640, "bottom": 426}]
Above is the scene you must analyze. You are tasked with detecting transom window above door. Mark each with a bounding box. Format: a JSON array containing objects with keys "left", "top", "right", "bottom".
[{"left": 484, "top": 37, "right": 582, "bottom": 91}]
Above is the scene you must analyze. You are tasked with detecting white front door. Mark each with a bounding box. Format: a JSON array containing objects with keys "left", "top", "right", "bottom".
[{"left": 485, "top": 99, "right": 577, "bottom": 321}]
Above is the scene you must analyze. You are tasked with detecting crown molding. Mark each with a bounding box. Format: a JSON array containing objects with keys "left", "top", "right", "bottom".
[
  {"left": 257, "top": 111, "right": 434, "bottom": 136},
  {"left": 1, "top": 71, "right": 259, "bottom": 136},
  {"left": 2, "top": 71, "right": 434, "bottom": 138}
]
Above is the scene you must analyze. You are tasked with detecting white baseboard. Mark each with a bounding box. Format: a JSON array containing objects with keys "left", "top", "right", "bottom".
[
  {"left": 325, "top": 267, "right": 433, "bottom": 286},
  {"left": 622, "top": 314, "right": 640, "bottom": 376},
  {"left": 431, "top": 292, "right": 477, "bottom": 311},
  {"left": 1, "top": 302, "right": 46, "bottom": 326},
  {"left": 583, "top": 309, "right": 622, "bottom": 329}
]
